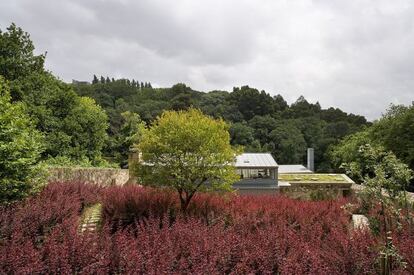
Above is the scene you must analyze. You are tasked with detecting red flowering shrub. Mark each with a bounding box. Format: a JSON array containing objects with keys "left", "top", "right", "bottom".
[{"left": 1, "top": 181, "right": 414, "bottom": 274}]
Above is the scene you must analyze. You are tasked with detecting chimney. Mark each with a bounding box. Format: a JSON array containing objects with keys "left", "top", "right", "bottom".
[{"left": 307, "top": 148, "right": 314, "bottom": 172}]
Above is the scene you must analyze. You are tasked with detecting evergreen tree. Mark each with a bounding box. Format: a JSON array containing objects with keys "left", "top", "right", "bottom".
[
  {"left": 92, "top": 75, "right": 99, "bottom": 84},
  {"left": 106, "top": 76, "right": 111, "bottom": 83},
  {"left": 100, "top": 76, "right": 105, "bottom": 83}
]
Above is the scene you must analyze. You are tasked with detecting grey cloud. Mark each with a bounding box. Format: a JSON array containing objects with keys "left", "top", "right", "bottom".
[{"left": 1, "top": 0, "right": 414, "bottom": 120}]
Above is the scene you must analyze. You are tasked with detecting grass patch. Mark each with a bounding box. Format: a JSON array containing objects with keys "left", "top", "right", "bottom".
[{"left": 278, "top": 173, "right": 348, "bottom": 183}]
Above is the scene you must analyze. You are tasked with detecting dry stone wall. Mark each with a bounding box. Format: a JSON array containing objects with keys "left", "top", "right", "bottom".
[{"left": 48, "top": 167, "right": 129, "bottom": 186}]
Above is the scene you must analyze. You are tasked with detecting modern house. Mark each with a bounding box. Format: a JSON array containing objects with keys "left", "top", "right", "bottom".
[
  {"left": 232, "top": 149, "right": 354, "bottom": 197},
  {"left": 233, "top": 153, "right": 280, "bottom": 194},
  {"left": 128, "top": 148, "right": 353, "bottom": 197}
]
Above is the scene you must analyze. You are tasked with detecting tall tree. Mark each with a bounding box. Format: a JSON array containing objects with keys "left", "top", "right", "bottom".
[
  {"left": 0, "top": 24, "right": 109, "bottom": 165},
  {"left": 0, "top": 77, "right": 45, "bottom": 203},
  {"left": 134, "top": 108, "right": 239, "bottom": 211},
  {"left": 62, "top": 97, "right": 108, "bottom": 163},
  {"left": 0, "top": 23, "right": 45, "bottom": 82},
  {"left": 229, "top": 122, "right": 255, "bottom": 147},
  {"left": 92, "top": 75, "right": 99, "bottom": 84},
  {"left": 229, "top": 86, "right": 274, "bottom": 121},
  {"left": 269, "top": 121, "right": 307, "bottom": 164},
  {"left": 114, "top": 111, "right": 146, "bottom": 167},
  {"left": 371, "top": 104, "right": 414, "bottom": 170}
]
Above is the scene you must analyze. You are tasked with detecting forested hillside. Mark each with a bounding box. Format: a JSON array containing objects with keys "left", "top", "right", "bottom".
[
  {"left": 74, "top": 79, "right": 369, "bottom": 170},
  {"left": 0, "top": 23, "right": 373, "bottom": 172}
]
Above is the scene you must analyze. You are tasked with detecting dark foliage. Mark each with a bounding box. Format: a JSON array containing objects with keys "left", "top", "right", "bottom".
[
  {"left": 74, "top": 80, "right": 368, "bottom": 170},
  {"left": 2, "top": 182, "right": 414, "bottom": 274}
]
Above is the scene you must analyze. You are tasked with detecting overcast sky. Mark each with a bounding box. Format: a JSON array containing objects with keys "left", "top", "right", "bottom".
[{"left": 1, "top": 0, "right": 414, "bottom": 120}]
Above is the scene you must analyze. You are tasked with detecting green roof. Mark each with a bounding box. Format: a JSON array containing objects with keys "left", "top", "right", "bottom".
[{"left": 278, "top": 173, "right": 350, "bottom": 183}]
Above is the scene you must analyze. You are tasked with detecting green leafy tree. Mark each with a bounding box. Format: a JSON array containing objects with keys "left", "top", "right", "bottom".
[
  {"left": 0, "top": 23, "right": 45, "bottom": 82},
  {"left": 63, "top": 97, "right": 108, "bottom": 163},
  {"left": 284, "top": 96, "right": 322, "bottom": 118},
  {"left": 134, "top": 108, "right": 240, "bottom": 211},
  {"left": 229, "top": 122, "right": 254, "bottom": 146},
  {"left": 329, "top": 129, "right": 372, "bottom": 171},
  {"left": 229, "top": 86, "right": 274, "bottom": 121},
  {"left": 269, "top": 121, "right": 307, "bottom": 164},
  {"left": 371, "top": 104, "right": 414, "bottom": 170},
  {"left": 342, "top": 144, "right": 412, "bottom": 196},
  {"left": 0, "top": 23, "right": 45, "bottom": 101},
  {"left": 0, "top": 77, "right": 45, "bottom": 203},
  {"left": 248, "top": 115, "right": 278, "bottom": 145},
  {"left": 1, "top": 24, "right": 109, "bottom": 165},
  {"left": 114, "top": 111, "right": 146, "bottom": 167}
]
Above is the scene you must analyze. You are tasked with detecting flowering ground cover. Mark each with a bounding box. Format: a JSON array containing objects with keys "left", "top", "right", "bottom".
[{"left": 1, "top": 182, "right": 413, "bottom": 274}]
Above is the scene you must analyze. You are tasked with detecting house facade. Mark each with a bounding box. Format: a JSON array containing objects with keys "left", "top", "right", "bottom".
[{"left": 233, "top": 153, "right": 279, "bottom": 194}]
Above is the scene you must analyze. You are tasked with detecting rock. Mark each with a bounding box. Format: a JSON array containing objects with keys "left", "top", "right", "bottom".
[{"left": 352, "top": 214, "right": 369, "bottom": 230}]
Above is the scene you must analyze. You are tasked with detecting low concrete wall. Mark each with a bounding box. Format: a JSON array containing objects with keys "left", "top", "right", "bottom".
[{"left": 48, "top": 167, "right": 129, "bottom": 186}]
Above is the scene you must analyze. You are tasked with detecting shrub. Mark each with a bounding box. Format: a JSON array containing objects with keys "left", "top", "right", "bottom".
[
  {"left": 0, "top": 182, "right": 101, "bottom": 243},
  {"left": 1, "top": 182, "right": 414, "bottom": 274},
  {"left": 101, "top": 185, "right": 178, "bottom": 230}
]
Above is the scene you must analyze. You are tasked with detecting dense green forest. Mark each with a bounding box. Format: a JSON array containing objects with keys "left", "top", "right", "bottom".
[
  {"left": 2, "top": 23, "right": 414, "bottom": 191},
  {"left": 74, "top": 79, "right": 369, "bottom": 170}
]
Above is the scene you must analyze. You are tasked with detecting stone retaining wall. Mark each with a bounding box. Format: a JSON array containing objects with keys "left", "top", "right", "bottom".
[{"left": 48, "top": 167, "right": 129, "bottom": 186}]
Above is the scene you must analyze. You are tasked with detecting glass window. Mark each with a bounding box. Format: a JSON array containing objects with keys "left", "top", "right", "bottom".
[{"left": 236, "top": 168, "right": 272, "bottom": 179}]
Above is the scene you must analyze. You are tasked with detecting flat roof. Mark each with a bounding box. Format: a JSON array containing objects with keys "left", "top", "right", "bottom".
[
  {"left": 278, "top": 165, "right": 313, "bottom": 174},
  {"left": 235, "top": 153, "right": 278, "bottom": 168},
  {"left": 278, "top": 173, "right": 353, "bottom": 183}
]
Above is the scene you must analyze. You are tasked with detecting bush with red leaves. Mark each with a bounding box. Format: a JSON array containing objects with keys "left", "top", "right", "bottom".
[{"left": 1, "top": 182, "right": 414, "bottom": 274}]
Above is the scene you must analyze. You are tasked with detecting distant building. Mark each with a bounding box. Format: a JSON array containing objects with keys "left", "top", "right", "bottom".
[
  {"left": 233, "top": 153, "right": 279, "bottom": 194},
  {"left": 72, "top": 79, "right": 90, "bottom": 85}
]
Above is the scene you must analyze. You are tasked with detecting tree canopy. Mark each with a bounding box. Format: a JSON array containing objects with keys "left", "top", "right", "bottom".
[
  {"left": 330, "top": 103, "right": 414, "bottom": 190},
  {"left": 0, "top": 23, "right": 109, "bottom": 165},
  {"left": 0, "top": 77, "right": 45, "bottom": 203},
  {"left": 74, "top": 79, "right": 369, "bottom": 168},
  {"left": 134, "top": 108, "right": 239, "bottom": 211}
]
